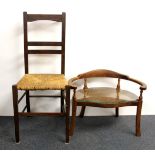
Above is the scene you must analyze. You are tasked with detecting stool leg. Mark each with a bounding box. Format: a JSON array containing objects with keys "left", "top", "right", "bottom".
[
  {"left": 12, "top": 85, "right": 20, "bottom": 143},
  {"left": 26, "top": 90, "right": 30, "bottom": 112},
  {"left": 115, "top": 107, "right": 119, "bottom": 117},
  {"left": 79, "top": 106, "right": 86, "bottom": 118}
]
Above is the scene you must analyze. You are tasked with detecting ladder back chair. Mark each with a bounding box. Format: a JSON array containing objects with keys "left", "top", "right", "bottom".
[
  {"left": 12, "top": 12, "right": 70, "bottom": 143},
  {"left": 68, "top": 69, "right": 147, "bottom": 141}
]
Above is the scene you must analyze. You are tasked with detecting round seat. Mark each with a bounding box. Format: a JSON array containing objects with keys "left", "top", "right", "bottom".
[{"left": 76, "top": 87, "right": 138, "bottom": 106}]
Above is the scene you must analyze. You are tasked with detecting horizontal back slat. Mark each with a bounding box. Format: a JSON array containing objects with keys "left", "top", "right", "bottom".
[
  {"left": 27, "top": 14, "right": 62, "bottom": 22},
  {"left": 28, "top": 41, "right": 62, "bottom": 46},
  {"left": 28, "top": 50, "right": 62, "bottom": 54}
]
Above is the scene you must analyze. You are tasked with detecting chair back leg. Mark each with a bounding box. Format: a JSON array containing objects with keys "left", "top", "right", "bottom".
[
  {"left": 61, "top": 90, "right": 65, "bottom": 113},
  {"left": 79, "top": 106, "right": 86, "bottom": 118},
  {"left": 115, "top": 107, "right": 119, "bottom": 117},
  {"left": 26, "top": 90, "right": 30, "bottom": 112}
]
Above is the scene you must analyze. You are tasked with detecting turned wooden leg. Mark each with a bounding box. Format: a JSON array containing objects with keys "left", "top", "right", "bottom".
[
  {"left": 65, "top": 86, "right": 70, "bottom": 144},
  {"left": 12, "top": 85, "right": 20, "bottom": 143},
  {"left": 115, "top": 107, "right": 119, "bottom": 117},
  {"left": 26, "top": 90, "right": 30, "bottom": 112},
  {"left": 79, "top": 106, "right": 86, "bottom": 118},
  {"left": 136, "top": 101, "right": 142, "bottom": 136},
  {"left": 70, "top": 99, "right": 77, "bottom": 137}
]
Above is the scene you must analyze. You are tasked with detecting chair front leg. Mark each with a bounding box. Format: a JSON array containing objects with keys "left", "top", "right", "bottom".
[
  {"left": 136, "top": 100, "right": 142, "bottom": 136},
  {"left": 70, "top": 98, "right": 77, "bottom": 137},
  {"left": 12, "top": 85, "right": 20, "bottom": 143},
  {"left": 79, "top": 106, "right": 86, "bottom": 118},
  {"left": 65, "top": 86, "right": 71, "bottom": 144},
  {"left": 136, "top": 89, "right": 143, "bottom": 136}
]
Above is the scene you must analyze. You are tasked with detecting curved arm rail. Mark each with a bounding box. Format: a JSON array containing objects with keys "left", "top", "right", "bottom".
[
  {"left": 127, "top": 77, "right": 147, "bottom": 90},
  {"left": 68, "top": 69, "right": 147, "bottom": 92}
]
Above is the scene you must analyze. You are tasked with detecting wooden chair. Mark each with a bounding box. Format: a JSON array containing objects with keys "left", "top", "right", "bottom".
[
  {"left": 12, "top": 12, "right": 70, "bottom": 143},
  {"left": 68, "top": 69, "right": 147, "bottom": 140}
]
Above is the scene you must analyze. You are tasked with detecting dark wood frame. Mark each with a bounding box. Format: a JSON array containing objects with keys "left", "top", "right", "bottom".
[
  {"left": 68, "top": 69, "right": 147, "bottom": 139},
  {"left": 12, "top": 12, "right": 70, "bottom": 143}
]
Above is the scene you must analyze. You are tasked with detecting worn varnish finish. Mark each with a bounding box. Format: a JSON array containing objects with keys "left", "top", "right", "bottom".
[
  {"left": 12, "top": 12, "right": 69, "bottom": 143},
  {"left": 68, "top": 69, "right": 147, "bottom": 141}
]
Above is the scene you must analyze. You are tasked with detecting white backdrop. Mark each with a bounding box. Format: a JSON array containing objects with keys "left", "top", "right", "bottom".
[{"left": 0, "top": 0, "right": 154, "bottom": 116}]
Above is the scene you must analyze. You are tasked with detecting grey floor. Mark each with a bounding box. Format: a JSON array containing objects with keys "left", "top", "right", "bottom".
[{"left": 0, "top": 116, "right": 155, "bottom": 150}]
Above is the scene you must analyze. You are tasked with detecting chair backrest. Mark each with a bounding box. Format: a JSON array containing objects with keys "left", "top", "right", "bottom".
[
  {"left": 23, "top": 12, "right": 66, "bottom": 74},
  {"left": 69, "top": 69, "right": 147, "bottom": 91},
  {"left": 77, "top": 69, "right": 129, "bottom": 80}
]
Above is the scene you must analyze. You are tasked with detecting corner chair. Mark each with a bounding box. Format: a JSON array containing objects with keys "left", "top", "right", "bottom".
[{"left": 68, "top": 69, "right": 147, "bottom": 141}]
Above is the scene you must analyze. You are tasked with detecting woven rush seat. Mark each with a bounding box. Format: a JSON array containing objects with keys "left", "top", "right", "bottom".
[
  {"left": 17, "top": 74, "right": 68, "bottom": 90},
  {"left": 76, "top": 87, "right": 138, "bottom": 105}
]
